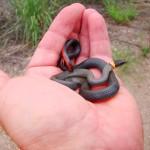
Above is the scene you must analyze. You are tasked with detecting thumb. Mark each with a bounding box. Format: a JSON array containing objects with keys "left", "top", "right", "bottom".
[{"left": 0, "top": 70, "right": 10, "bottom": 90}]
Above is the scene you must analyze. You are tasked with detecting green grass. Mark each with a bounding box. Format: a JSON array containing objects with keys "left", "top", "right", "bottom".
[
  {"left": 8, "top": 0, "right": 63, "bottom": 46},
  {"left": 141, "top": 46, "right": 150, "bottom": 57},
  {"left": 103, "top": 0, "right": 138, "bottom": 24}
]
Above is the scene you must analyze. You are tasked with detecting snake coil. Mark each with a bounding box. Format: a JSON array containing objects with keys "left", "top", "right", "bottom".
[{"left": 51, "top": 39, "right": 126, "bottom": 102}]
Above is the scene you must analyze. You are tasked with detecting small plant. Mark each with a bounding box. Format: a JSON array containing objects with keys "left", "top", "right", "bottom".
[
  {"left": 103, "top": 0, "right": 138, "bottom": 24},
  {"left": 141, "top": 46, "right": 150, "bottom": 57}
]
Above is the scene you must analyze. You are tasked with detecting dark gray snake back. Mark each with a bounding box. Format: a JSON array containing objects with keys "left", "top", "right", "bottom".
[{"left": 51, "top": 58, "right": 120, "bottom": 101}]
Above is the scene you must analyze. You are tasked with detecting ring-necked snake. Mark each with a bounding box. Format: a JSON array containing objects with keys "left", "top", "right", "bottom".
[{"left": 51, "top": 39, "right": 126, "bottom": 102}]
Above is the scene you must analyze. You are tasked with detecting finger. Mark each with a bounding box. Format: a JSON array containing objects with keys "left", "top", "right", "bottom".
[
  {"left": 28, "top": 3, "right": 85, "bottom": 68},
  {"left": 88, "top": 13, "right": 123, "bottom": 86},
  {"left": 25, "top": 66, "right": 60, "bottom": 78},
  {"left": 69, "top": 15, "right": 82, "bottom": 40},
  {"left": 76, "top": 9, "right": 98, "bottom": 64},
  {"left": 68, "top": 9, "right": 86, "bottom": 66},
  {"left": 88, "top": 13, "right": 112, "bottom": 62}
]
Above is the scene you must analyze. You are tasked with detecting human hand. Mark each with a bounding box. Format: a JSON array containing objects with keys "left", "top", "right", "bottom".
[{"left": 0, "top": 3, "right": 143, "bottom": 150}]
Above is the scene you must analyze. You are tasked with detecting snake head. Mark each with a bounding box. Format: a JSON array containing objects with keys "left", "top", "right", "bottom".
[{"left": 114, "top": 60, "right": 126, "bottom": 67}]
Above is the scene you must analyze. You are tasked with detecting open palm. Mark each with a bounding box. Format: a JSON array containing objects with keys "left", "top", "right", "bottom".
[{"left": 0, "top": 3, "right": 143, "bottom": 150}]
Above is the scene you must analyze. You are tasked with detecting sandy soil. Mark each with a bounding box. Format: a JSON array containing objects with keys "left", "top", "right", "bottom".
[{"left": 0, "top": 0, "right": 149, "bottom": 149}]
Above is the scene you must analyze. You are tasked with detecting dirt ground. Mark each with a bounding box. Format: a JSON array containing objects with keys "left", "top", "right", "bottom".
[{"left": 0, "top": 0, "right": 150, "bottom": 150}]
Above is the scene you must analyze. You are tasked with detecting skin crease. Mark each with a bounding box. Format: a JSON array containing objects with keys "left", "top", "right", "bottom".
[{"left": 0, "top": 3, "right": 143, "bottom": 150}]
